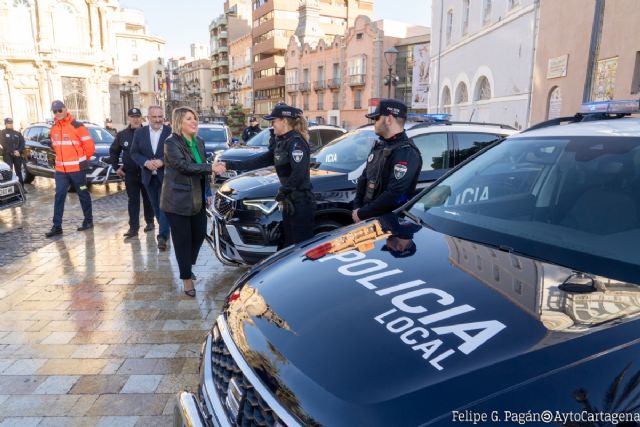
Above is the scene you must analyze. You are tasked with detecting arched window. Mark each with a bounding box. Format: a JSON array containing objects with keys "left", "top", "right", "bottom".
[
  {"left": 53, "top": 3, "right": 79, "bottom": 46},
  {"left": 10, "top": 0, "right": 33, "bottom": 44},
  {"left": 474, "top": 76, "right": 491, "bottom": 101},
  {"left": 547, "top": 86, "right": 562, "bottom": 119},
  {"left": 442, "top": 86, "right": 451, "bottom": 114},
  {"left": 455, "top": 82, "right": 468, "bottom": 104}
]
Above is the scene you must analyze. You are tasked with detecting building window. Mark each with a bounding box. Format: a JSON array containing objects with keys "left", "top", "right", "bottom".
[
  {"left": 354, "top": 90, "right": 362, "bottom": 109},
  {"left": 291, "top": 94, "right": 297, "bottom": 107},
  {"left": 462, "top": 0, "right": 469, "bottom": 35},
  {"left": 53, "top": 3, "right": 79, "bottom": 46},
  {"left": 303, "top": 93, "right": 309, "bottom": 110},
  {"left": 132, "top": 54, "right": 138, "bottom": 62},
  {"left": 317, "top": 65, "right": 324, "bottom": 82},
  {"left": 442, "top": 86, "right": 451, "bottom": 114},
  {"left": 62, "top": 77, "right": 88, "bottom": 121},
  {"left": 508, "top": 0, "right": 520, "bottom": 10},
  {"left": 10, "top": 0, "right": 33, "bottom": 44},
  {"left": 475, "top": 76, "right": 491, "bottom": 101},
  {"left": 547, "top": 86, "right": 562, "bottom": 119},
  {"left": 332, "top": 92, "right": 339, "bottom": 110},
  {"left": 446, "top": 9, "right": 453, "bottom": 45},
  {"left": 631, "top": 51, "right": 640, "bottom": 94},
  {"left": 356, "top": 33, "right": 363, "bottom": 40},
  {"left": 131, "top": 39, "right": 137, "bottom": 48},
  {"left": 317, "top": 93, "right": 324, "bottom": 110},
  {"left": 455, "top": 82, "right": 468, "bottom": 104},
  {"left": 482, "top": 0, "right": 492, "bottom": 25}
]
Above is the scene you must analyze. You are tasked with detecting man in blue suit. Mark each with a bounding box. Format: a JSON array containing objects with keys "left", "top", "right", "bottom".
[{"left": 130, "top": 105, "right": 172, "bottom": 250}]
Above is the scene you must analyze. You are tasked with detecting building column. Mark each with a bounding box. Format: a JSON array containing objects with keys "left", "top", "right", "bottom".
[
  {"left": 0, "top": 62, "right": 14, "bottom": 119},
  {"left": 34, "top": 61, "right": 49, "bottom": 121}
]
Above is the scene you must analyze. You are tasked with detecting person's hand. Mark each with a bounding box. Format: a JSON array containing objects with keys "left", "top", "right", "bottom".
[
  {"left": 153, "top": 159, "right": 164, "bottom": 169},
  {"left": 207, "top": 195, "right": 213, "bottom": 207},
  {"left": 13, "top": 150, "right": 19, "bottom": 157},
  {"left": 145, "top": 160, "right": 157, "bottom": 171},
  {"left": 352, "top": 209, "right": 361, "bottom": 223},
  {"left": 116, "top": 167, "right": 125, "bottom": 178},
  {"left": 212, "top": 161, "right": 226, "bottom": 175}
]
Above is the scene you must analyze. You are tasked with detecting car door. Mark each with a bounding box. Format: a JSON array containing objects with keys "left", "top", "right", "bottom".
[
  {"left": 410, "top": 132, "right": 452, "bottom": 188},
  {"left": 317, "top": 128, "right": 346, "bottom": 151},
  {"left": 308, "top": 128, "right": 323, "bottom": 152},
  {"left": 25, "top": 126, "right": 54, "bottom": 175}
]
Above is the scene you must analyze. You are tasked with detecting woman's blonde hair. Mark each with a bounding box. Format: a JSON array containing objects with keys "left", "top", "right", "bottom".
[
  {"left": 171, "top": 106, "right": 198, "bottom": 135},
  {"left": 284, "top": 115, "right": 309, "bottom": 142}
]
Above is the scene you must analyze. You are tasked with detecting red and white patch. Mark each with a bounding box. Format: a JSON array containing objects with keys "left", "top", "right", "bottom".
[{"left": 394, "top": 162, "right": 408, "bottom": 179}]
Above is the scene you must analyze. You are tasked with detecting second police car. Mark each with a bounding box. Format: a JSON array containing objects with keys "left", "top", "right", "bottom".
[
  {"left": 177, "top": 100, "right": 640, "bottom": 426},
  {"left": 211, "top": 116, "right": 516, "bottom": 265}
]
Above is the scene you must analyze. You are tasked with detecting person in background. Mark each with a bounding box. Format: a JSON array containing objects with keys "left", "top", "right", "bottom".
[
  {"left": 241, "top": 117, "right": 261, "bottom": 143},
  {"left": 109, "top": 107, "right": 155, "bottom": 239},
  {"left": 222, "top": 103, "right": 314, "bottom": 247},
  {"left": 130, "top": 106, "right": 172, "bottom": 250},
  {"left": 45, "top": 100, "right": 95, "bottom": 237},
  {"left": 0, "top": 117, "right": 26, "bottom": 191},
  {"left": 104, "top": 118, "right": 117, "bottom": 137},
  {"left": 161, "top": 106, "right": 226, "bottom": 296},
  {"left": 352, "top": 99, "right": 422, "bottom": 223}
]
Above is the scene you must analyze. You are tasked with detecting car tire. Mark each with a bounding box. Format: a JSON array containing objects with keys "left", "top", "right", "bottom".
[
  {"left": 21, "top": 162, "right": 35, "bottom": 184},
  {"left": 313, "top": 219, "right": 343, "bottom": 235}
]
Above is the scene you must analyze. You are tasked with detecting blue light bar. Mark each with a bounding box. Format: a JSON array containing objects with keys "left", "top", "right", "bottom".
[
  {"left": 407, "top": 113, "right": 451, "bottom": 122},
  {"left": 579, "top": 100, "right": 640, "bottom": 114}
]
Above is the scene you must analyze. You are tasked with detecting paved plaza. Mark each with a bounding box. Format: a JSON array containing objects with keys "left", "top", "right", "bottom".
[{"left": 0, "top": 178, "right": 243, "bottom": 426}]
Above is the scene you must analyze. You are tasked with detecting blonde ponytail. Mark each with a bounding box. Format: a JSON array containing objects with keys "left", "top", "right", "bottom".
[{"left": 286, "top": 116, "right": 309, "bottom": 142}]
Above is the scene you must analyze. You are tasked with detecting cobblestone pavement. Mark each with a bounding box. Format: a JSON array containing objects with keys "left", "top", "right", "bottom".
[{"left": 0, "top": 177, "right": 245, "bottom": 426}]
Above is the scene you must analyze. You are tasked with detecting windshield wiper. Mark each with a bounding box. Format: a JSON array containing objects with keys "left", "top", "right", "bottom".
[{"left": 402, "top": 210, "right": 434, "bottom": 230}]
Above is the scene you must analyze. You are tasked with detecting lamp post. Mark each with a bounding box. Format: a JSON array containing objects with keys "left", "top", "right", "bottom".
[
  {"left": 229, "top": 78, "right": 242, "bottom": 107},
  {"left": 120, "top": 80, "right": 140, "bottom": 123},
  {"left": 384, "top": 47, "right": 398, "bottom": 99}
]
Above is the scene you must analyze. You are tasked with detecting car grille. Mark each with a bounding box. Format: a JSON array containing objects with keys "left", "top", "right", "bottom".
[
  {"left": 0, "top": 170, "right": 12, "bottom": 182},
  {"left": 211, "top": 337, "right": 283, "bottom": 427},
  {"left": 239, "top": 229, "right": 266, "bottom": 245},
  {"left": 214, "top": 191, "right": 236, "bottom": 219}
]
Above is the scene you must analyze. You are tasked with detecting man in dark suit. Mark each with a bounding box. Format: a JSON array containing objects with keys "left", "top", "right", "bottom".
[{"left": 130, "top": 105, "right": 172, "bottom": 250}]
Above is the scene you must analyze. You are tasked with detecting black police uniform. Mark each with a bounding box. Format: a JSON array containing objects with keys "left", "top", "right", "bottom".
[
  {"left": 242, "top": 124, "right": 261, "bottom": 143},
  {"left": 353, "top": 131, "right": 421, "bottom": 220},
  {"left": 110, "top": 125, "right": 154, "bottom": 233},
  {"left": 0, "top": 126, "right": 26, "bottom": 186},
  {"left": 225, "top": 106, "right": 314, "bottom": 247}
]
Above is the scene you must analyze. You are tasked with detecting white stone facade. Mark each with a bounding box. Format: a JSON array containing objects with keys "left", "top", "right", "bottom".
[{"left": 430, "top": 0, "right": 537, "bottom": 130}]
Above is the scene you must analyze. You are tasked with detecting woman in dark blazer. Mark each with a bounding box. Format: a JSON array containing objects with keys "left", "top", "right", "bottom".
[{"left": 160, "top": 106, "right": 226, "bottom": 296}]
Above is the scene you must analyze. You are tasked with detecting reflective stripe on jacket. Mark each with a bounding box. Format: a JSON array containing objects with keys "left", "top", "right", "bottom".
[{"left": 50, "top": 112, "right": 95, "bottom": 173}]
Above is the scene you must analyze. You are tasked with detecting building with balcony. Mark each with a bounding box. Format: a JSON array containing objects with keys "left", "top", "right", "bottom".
[
  {"left": 111, "top": 7, "right": 166, "bottom": 126},
  {"left": 529, "top": 0, "right": 640, "bottom": 125},
  {"left": 229, "top": 33, "right": 253, "bottom": 114},
  {"left": 210, "top": 0, "right": 252, "bottom": 114},
  {"left": 285, "top": 15, "right": 428, "bottom": 129},
  {"left": 252, "top": 0, "right": 374, "bottom": 116},
  {"left": 176, "top": 59, "right": 213, "bottom": 118},
  {"left": 0, "top": 0, "right": 122, "bottom": 128}
]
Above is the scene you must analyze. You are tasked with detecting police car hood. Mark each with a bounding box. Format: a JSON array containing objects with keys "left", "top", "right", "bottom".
[{"left": 223, "top": 218, "right": 640, "bottom": 425}]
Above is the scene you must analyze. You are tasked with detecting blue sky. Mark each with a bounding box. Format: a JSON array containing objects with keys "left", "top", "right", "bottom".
[{"left": 119, "top": 0, "right": 431, "bottom": 58}]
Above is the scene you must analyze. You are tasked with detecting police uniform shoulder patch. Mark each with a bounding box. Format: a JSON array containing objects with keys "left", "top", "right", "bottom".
[
  {"left": 368, "top": 153, "right": 374, "bottom": 162},
  {"left": 292, "top": 147, "right": 304, "bottom": 163},
  {"left": 124, "top": 141, "right": 129, "bottom": 147},
  {"left": 394, "top": 161, "right": 408, "bottom": 180}
]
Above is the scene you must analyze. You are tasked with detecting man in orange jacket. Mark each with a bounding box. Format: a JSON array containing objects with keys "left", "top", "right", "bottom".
[{"left": 45, "top": 100, "right": 96, "bottom": 237}]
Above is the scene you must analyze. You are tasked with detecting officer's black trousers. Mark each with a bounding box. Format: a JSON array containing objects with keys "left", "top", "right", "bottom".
[
  {"left": 4, "top": 156, "right": 23, "bottom": 186},
  {"left": 124, "top": 170, "right": 154, "bottom": 231},
  {"left": 282, "top": 192, "right": 315, "bottom": 247}
]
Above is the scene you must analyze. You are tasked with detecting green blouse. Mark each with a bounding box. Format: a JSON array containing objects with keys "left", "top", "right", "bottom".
[{"left": 182, "top": 134, "right": 203, "bottom": 164}]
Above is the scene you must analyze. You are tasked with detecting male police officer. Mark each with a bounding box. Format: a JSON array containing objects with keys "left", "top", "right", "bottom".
[
  {"left": 104, "top": 118, "right": 117, "bottom": 138},
  {"left": 242, "top": 117, "right": 261, "bottom": 143},
  {"left": 109, "top": 108, "right": 155, "bottom": 239},
  {"left": 352, "top": 99, "right": 422, "bottom": 223},
  {"left": 0, "top": 118, "right": 26, "bottom": 190}
]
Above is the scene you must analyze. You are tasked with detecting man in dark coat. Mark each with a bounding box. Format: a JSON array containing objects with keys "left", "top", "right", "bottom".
[
  {"left": 0, "top": 118, "right": 26, "bottom": 190},
  {"left": 241, "top": 117, "right": 261, "bottom": 143},
  {"left": 109, "top": 108, "right": 155, "bottom": 239}
]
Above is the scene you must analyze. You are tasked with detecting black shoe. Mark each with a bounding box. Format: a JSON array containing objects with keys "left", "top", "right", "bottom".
[
  {"left": 184, "top": 288, "right": 196, "bottom": 297},
  {"left": 77, "top": 223, "right": 94, "bottom": 231},
  {"left": 45, "top": 227, "right": 62, "bottom": 238},
  {"left": 191, "top": 273, "right": 197, "bottom": 281},
  {"left": 157, "top": 236, "right": 167, "bottom": 251},
  {"left": 144, "top": 223, "right": 155, "bottom": 232},
  {"left": 123, "top": 229, "right": 138, "bottom": 238}
]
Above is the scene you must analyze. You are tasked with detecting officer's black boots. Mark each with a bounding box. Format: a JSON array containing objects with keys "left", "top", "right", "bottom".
[{"left": 45, "top": 227, "right": 62, "bottom": 238}]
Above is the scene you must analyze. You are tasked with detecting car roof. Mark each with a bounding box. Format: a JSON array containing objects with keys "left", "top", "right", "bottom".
[
  {"left": 26, "top": 121, "right": 102, "bottom": 129},
  {"left": 511, "top": 116, "right": 640, "bottom": 139},
  {"left": 198, "top": 123, "right": 228, "bottom": 129},
  {"left": 309, "top": 125, "right": 346, "bottom": 131},
  {"left": 407, "top": 123, "right": 518, "bottom": 136}
]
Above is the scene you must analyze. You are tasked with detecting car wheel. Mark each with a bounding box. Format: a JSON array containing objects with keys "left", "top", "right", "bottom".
[
  {"left": 21, "top": 162, "right": 35, "bottom": 184},
  {"left": 313, "top": 219, "right": 343, "bottom": 235}
]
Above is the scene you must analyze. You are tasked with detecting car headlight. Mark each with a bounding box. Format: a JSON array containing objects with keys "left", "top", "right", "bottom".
[{"left": 243, "top": 199, "right": 278, "bottom": 215}]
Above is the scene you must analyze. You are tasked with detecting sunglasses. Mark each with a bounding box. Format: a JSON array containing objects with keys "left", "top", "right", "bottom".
[{"left": 53, "top": 109, "right": 64, "bottom": 113}]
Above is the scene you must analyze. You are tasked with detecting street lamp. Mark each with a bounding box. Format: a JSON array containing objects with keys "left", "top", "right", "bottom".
[
  {"left": 384, "top": 47, "right": 399, "bottom": 99},
  {"left": 120, "top": 80, "right": 140, "bottom": 123},
  {"left": 229, "top": 78, "right": 242, "bottom": 106}
]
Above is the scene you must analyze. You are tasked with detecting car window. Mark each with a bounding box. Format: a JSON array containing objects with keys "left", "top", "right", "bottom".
[
  {"left": 247, "top": 128, "right": 272, "bottom": 147},
  {"left": 88, "top": 127, "right": 114, "bottom": 144},
  {"left": 198, "top": 127, "right": 228, "bottom": 143},
  {"left": 454, "top": 132, "right": 502, "bottom": 164},
  {"left": 412, "top": 132, "right": 450, "bottom": 171},
  {"left": 313, "top": 129, "right": 377, "bottom": 172},
  {"left": 308, "top": 129, "right": 322, "bottom": 152},
  {"left": 25, "top": 127, "right": 41, "bottom": 141},
  {"left": 318, "top": 129, "right": 344, "bottom": 147},
  {"left": 40, "top": 127, "right": 51, "bottom": 142}
]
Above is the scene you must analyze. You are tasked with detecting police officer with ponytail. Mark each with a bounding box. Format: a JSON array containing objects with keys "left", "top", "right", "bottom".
[
  {"left": 352, "top": 99, "right": 422, "bottom": 223},
  {"left": 222, "top": 103, "right": 314, "bottom": 246}
]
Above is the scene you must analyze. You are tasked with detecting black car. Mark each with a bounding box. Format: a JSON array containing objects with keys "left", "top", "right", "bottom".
[
  {"left": 215, "top": 125, "right": 346, "bottom": 182},
  {"left": 177, "top": 101, "right": 640, "bottom": 426},
  {"left": 211, "top": 122, "right": 516, "bottom": 265},
  {"left": 198, "top": 123, "right": 233, "bottom": 156},
  {"left": 0, "top": 160, "right": 26, "bottom": 210},
  {"left": 21, "top": 121, "right": 121, "bottom": 186}
]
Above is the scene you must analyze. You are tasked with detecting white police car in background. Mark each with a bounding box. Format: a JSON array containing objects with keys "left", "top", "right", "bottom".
[
  {"left": 177, "top": 100, "right": 640, "bottom": 427},
  {"left": 0, "top": 159, "right": 25, "bottom": 210}
]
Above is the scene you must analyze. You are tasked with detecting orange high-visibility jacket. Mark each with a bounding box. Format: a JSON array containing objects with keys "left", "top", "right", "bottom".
[{"left": 50, "top": 112, "right": 95, "bottom": 173}]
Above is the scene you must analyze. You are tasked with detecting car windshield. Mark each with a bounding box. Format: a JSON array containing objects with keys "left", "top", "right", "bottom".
[
  {"left": 312, "top": 128, "right": 377, "bottom": 172},
  {"left": 246, "top": 128, "right": 271, "bottom": 147},
  {"left": 408, "top": 135, "right": 640, "bottom": 281},
  {"left": 198, "top": 127, "right": 227, "bottom": 143},
  {"left": 89, "top": 127, "right": 114, "bottom": 144}
]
